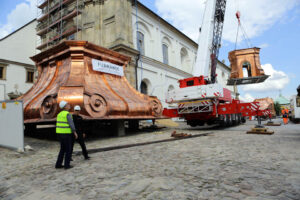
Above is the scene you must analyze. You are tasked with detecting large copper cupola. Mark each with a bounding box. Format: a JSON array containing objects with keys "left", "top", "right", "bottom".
[{"left": 19, "top": 41, "right": 163, "bottom": 124}]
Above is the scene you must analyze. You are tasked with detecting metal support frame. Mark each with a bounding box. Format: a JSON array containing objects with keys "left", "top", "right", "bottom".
[
  {"left": 36, "top": 0, "right": 82, "bottom": 50},
  {"left": 227, "top": 75, "right": 270, "bottom": 86},
  {"left": 255, "top": 115, "right": 265, "bottom": 128},
  {"left": 178, "top": 105, "right": 212, "bottom": 114}
]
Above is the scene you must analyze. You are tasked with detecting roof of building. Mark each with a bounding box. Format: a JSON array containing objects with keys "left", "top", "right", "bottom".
[
  {"left": 0, "top": 19, "right": 36, "bottom": 41},
  {"left": 275, "top": 94, "right": 290, "bottom": 105}
]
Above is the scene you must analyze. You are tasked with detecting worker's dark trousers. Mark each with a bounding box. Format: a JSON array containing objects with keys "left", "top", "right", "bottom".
[
  {"left": 55, "top": 134, "right": 72, "bottom": 168},
  {"left": 71, "top": 135, "right": 88, "bottom": 159}
]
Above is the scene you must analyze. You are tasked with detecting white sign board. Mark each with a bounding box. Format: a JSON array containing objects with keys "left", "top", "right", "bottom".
[
  {"left": 0, "top": 100, "right": 24, "bottom": 151},
  {"left": 92, "top": 59, "right": 124, "bottom": 76}
]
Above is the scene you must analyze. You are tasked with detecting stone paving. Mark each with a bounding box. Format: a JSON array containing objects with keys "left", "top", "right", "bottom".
[{"left": 0, "top": 119, "right": 300, "bottom": 200}]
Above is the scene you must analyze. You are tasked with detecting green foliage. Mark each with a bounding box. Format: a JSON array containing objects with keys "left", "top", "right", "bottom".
[{"left": 274, "top": 102, "right": 281, "bottom": 116}]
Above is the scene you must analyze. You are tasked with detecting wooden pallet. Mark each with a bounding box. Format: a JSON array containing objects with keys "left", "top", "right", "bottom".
[
  {"left": 246, "top": 127, "right": 274, "bottom": 135},
  {"left": 264, "top": 122, "right": 281, "bottom": 126}
]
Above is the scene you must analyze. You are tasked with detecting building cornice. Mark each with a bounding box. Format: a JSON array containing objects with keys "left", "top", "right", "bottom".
[
  {"left": 135, "top": 1, "right": 198, "bottom": 48},
  {"left": 134, "top": 1, "right": 231, "bottom": 71},
  {"left": 110, "top": 43, "right": 139, "bottom": 56},
  {"left": 140, "top": 55, "right": 192, "bottom": 78},
  {"left": 0, "top": 59, "right": 35, "bottom": 69}
]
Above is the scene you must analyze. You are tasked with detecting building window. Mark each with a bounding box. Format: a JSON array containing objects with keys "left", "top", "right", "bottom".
[
  {"left": 168, "top": 85, "right": 174, "bottom": 92},
  {"left": 0, "top": 67, "right": 3, "bottom": 79},
  {"left": 180, "top": 48, "right": 188, "bottom": 67},
  {"left": 162, "top": 44, "right": 168, "bottom": 64},
  {"left": 26, "top": 70, "right": 34, "bottom": 83},
  {"left": 0, "top": 66, "right": 6, "bottom": 80},
  {"left": 141, "top": 81, "right": 147, "bottom": 94},
  {"left": 137, "top": 31, "right": 145, "bottom": 55}
]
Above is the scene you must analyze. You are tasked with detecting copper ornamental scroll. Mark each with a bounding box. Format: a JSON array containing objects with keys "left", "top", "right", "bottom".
[{"left": 19, "top": 41, "right": 162, "bottom": 123}]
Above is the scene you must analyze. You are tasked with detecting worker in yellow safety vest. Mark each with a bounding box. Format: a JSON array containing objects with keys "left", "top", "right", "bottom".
[{"left": 55, "top": 101, "right": 78, "bottom": 169}]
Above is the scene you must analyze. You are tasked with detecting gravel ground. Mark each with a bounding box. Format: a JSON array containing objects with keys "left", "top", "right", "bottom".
[{"left": 0, "top": 119, "right": 299, "bottom": 200}]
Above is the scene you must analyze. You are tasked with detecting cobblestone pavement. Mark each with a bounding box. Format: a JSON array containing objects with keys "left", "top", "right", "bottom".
[{"left": 0, "top": 119, "right": 299, "bottom": 200}]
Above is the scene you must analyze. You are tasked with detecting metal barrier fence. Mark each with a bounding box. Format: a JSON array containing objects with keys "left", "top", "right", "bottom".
[{"left": 0, "top": 100, "right": 24, "bottom": 151}]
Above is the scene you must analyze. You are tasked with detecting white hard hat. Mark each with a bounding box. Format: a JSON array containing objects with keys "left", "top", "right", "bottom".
[
  {"left": 59, "top": 101, "right": 68, "bottom": 109},
  {"left": 74, "top": 105, "right": 81, "bottom": 111}
]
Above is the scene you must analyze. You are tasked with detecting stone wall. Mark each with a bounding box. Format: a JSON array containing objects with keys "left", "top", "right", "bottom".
[{"left": 79, "top": 0, "right": 138, "bottom": 88}]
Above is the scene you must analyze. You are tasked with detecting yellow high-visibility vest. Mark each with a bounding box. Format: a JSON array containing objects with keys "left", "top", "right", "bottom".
[{"left": 56, "top": 110, "right": 72, "bottom": 134}]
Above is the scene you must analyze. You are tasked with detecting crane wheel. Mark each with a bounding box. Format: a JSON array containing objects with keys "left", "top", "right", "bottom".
[{"left": 232, "top": 114, "right": 237, "bottom": 126}]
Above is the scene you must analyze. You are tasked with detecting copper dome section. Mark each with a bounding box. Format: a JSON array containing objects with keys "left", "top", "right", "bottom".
[{"left": 19, "top": 41, "right": 163, "bottom": 123}]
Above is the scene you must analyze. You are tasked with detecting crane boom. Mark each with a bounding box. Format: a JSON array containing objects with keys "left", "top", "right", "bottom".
[
  {"left": 211, "top": 0, "right": 227, "bottom": 83},
  {"left": 193, "top": 0, "right": 227, "bottom": 84}
]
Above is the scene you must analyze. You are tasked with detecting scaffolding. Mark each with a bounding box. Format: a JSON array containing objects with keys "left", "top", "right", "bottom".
[{"left": 36, "top": 0, "right": 83, "bottom": 51}]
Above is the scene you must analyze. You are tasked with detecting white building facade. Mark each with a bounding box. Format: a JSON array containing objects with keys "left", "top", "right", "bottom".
[
  {"left": 0, "top": 20, "right": 37, "bottom": 100},
  {"left": 132, "top": 3, "right": 234, "bottom": 106}
]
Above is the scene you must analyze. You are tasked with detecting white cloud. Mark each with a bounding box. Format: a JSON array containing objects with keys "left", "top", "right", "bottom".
[
  {"left": 0, "top": 0, "right": 36, "bottom": 39},
  {"left": 241, "top": 64, "right": 289, "bottom": 93},
  {"left": 155, "top": 0, "right": 299, "bottom": 43},
  {"left": 258, "top": 43, "right": 269, "bottom": 48},
  {"left": 239, "top": 93, "right": 255, "bottom": 102},
  {"left": 155, "top": 0, "right": 205, "bottom": 41}
]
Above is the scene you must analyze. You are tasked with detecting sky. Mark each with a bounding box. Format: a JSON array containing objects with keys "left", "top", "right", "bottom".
[{"left": 0, "top": 0, "right": 299, "bottom": 102}]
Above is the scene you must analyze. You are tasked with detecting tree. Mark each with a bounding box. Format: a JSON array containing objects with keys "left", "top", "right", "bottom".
[{"left": 274, "top": 102, "right": 281, "bottom": 116}]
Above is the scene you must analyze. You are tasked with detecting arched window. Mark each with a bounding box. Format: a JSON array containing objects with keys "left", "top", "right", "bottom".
[
  {"left": 162, "top": 44, "right": 168, "bottom": 64},
  {"left": 168, "top": 85, "right": 175, "bottom": 92},
  {"left": 137, "top": 31, "right": 145, "bottom": 55},
  {"left": 180, "top": 48, "right": 188, "bottom": 67},
  {"left": 242, "top": 62, "right": 252, "bottom": 77},
  {"left": 140, "top": 81, "right": 148, "bottom": 94}
]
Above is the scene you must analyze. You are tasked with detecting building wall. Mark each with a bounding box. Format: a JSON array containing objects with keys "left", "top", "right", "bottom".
[
  {"left": 131, "top": 3, "right": 234, "bottom": 104},
  {"left": 132, "top": 5, "right": 197, "bottom": 74},
  {"left": 215, "top": 62, "right": 234, "bottom": 95},
  {"left": 0, "top": 20, "right": 37, "bottom": 100},
  {"left": 137, "top": 56, "right": 191, "bottom": 106},
  {"left": 0, "top": 63, "right": 34, "bottom": 100},
  {"left": 0, "top": 20, "right": 37, "bottom": 65},
  {"left": 78, "top": 0, "right": 134, "bottom": 49}
]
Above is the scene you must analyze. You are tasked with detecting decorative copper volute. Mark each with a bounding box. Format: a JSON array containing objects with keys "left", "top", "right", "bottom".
[{"left": 19, "top": 41, "right": 162, "bottom": 123}]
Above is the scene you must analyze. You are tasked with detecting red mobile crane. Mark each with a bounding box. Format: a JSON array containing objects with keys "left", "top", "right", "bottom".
[{"left": 163, "top": 0, "right": 270, "bottom": 127}]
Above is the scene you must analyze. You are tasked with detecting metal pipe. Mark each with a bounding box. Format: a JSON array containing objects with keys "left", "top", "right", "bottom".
[
  {"left": 135, "top": 53, "right": 140, "bottom": 90},
  {"left": 76, "top": 0, "right": 78, "bottom": 36}
]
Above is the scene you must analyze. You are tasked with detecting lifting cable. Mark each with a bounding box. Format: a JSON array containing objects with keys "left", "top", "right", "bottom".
[{"left": 234, "top": 7, "right": 253, "bottom": 49}]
